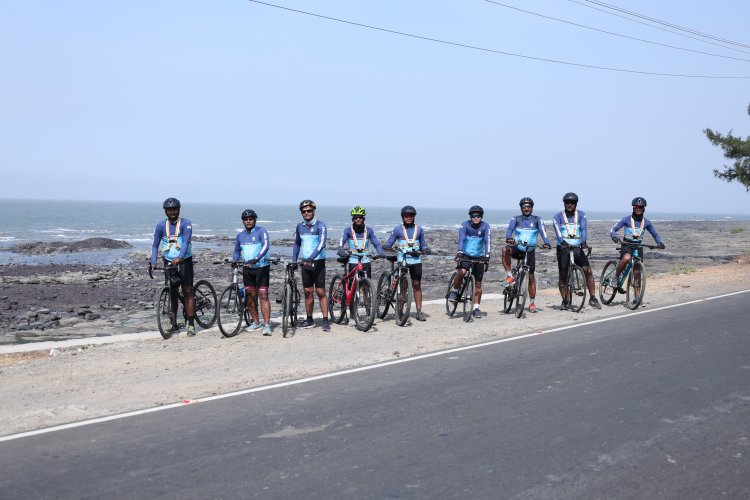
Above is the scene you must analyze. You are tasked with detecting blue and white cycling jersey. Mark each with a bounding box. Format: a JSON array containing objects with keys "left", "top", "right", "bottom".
[
  {"left": 458, "top": 220, "right": 491, "bottom": 258},
  {"left": 553, "top": 210, "right": 587, "bottom": 247},
  {"left": 233, "top": 226, "right": 270, "bottom": 268},
  {"left": 610, "top": 215, "right": 663, "bottom": 245},
  {"left": 292, "top": 219, "right": 327, "bottom": 261},
  {"left": 387, "top": 224, "right": 429, "bottom": 266},
  {"left": 505, "top": 215, "right": 550, "bottom": 252},
  {"left": 338, "top": 225, "right": 384, "bottom": 264},
  {"left": 150, "top": 217, "right": 193, "bottom": 265}
]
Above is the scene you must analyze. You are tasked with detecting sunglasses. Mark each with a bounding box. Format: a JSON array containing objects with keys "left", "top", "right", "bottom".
[
  {"left": 470, "top": 214, "right": 482, "bottom": 219},
  {"left": 242, "top": 217, "right": 256, "bottom": 221},
  {"left": 301, "top": 209, "right": 314, "bottom": 214},
  {"left": 632, "top": 205, "right": 645, "bottom": 209},
  {"left": 352, "top": 216, "right": 364, "bottom": 220},
  {"left": 521, "top": 205, "right": 532, "bottom": 209},
  {"left": 564, "top": 202, "right": 576, "bottom": 205}
]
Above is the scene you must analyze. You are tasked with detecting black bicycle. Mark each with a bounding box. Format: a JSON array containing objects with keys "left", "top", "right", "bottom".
[
  {"left": 502, "top": 241, "right": 535, "bottom": 319},
  {"left": 560, "top": 244, "right": 592, "bottom": 313},
  {"left": 376, "top": 251, "right": 420, "bottom": 327},
  {"left": 278, "top": 261, "right": 301, "bottom": 338},
  {"left": 445, "top": 257, "right": 487, "bottom": 322},
  {"left": 150, "top": 262, "right": 217, "bottom": 339}
]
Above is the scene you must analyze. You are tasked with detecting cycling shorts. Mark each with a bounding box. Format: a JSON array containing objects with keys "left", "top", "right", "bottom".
[
  {"left": 301, "top": 260, "right": 326, "bottom": 289},
  {"left": 407, "top": 263, "right": 422, "bottom": 282},
  {"left": 347, "top": 262, "right": 372, "bottom": 279},
  {"left": 243, "top": 265, "right": 270, "bottom": 289},
  {"left": 556, "top": 246, "right": 590, "bottom": 276},
  {"left": 620, "top": 243, "right": 645, "bottom": 260},
  {"left": 509, "top": 247, "right": 536, "bottom": 274},
  {"left": 457, "top": 259, "right": 485, "bottom": 282},
  {"left": 163, "top": 257, "right": 194, "bottom": 288}
]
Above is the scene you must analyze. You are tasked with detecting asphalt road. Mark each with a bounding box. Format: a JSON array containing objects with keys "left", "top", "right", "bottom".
[{"left": 2, "top": 293, "right": 749, "bottom": 499}]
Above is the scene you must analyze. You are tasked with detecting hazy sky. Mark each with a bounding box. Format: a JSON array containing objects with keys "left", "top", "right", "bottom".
[{"left": 2, "top": 0, "right": 749, "bottom": 214}]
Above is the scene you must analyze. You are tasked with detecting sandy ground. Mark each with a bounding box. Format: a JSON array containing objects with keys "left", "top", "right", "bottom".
[{"left": 1, "top": 255, "right": 749, "bottom": 438}]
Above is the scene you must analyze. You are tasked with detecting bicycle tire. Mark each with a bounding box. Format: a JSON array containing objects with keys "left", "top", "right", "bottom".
[
  {"left": 352, "top": 277, "right": 377, "bottom": 332},
  {"left": 328, "top": 274, "right": 347, "bottom": 324},
  {"left": 395, "top": 273, "right": 412, "bottom": 327},
  {"left": 502, "top": 276, "right": 515, "bottom": 314},
  {"left": 217, "top": 286, "right": 243, "bottom": 337},
  {"left": 568, "top": 265, "right": 587, "bottom": 313},
  {"left": 156, "top": 287, "right": 174, "bottom": 339},
  {"left": 462, "top": 274, "right": 475, "bottom": 322},
  {"left": 376, "top": 272, "right": 392, "bottom": 319},
  {"left": 281, "top": 282, "right": 292, "bottom": 337},
  {"left": 445, "top": 271, "right": 458, "bottom": 317},
  {"left": 599, "top": 260, "right": 619, "bottom": 305},
  {"left": 626, "top": 261, "right": 646, "bottom": 310},
  {"left": 194, "top": 279, "right": 217, "bottom": 329},
  {"left": 515, "top": 269, "right": 528, "bottom": 319}
]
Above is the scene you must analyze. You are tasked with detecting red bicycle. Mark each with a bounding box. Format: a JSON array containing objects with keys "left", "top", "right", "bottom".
[{"left": 328, "top": 253, "right": 378, "bottom": 331}]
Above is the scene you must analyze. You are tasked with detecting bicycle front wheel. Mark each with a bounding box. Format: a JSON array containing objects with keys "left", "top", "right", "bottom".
[
  {"left": 462, "top": 275, "right": 476, "bottom": 322},
  {"left": 281, "top": 282, "right": 292, "bottom": 337},
  {"left": 395, "top": 273, "right": 412, "bottom": 327},
  {"left": 599, "top": 260, "right": 619, "bottom": 305},
  {"left": 568, "top": 265, "right": 586, "bottom": 313},
  {"left": 515, "top": 270, "right": 528, "bottom": 319},
  {"left": 502, "top": 277, "right": 515, "bottom": 314},
  {"left": 156, "top": 287, "right": 174, "bottom": 339},
  {"left": 445, "top": 271, "right": 458, "bottom": 317},
  {"left": 328, "top": 274, "right": 347, "bottom": 324},
  {"left": 194, "top": 279, "right": 217, "bottom": 329},
  {"left": 626, "top": 262, "right": 646, "bottom": 310},
  {"left": 218, "top": 286, "right": 243, "bottom": 337},
  {"left": 353, "top": 277, "right": 377, "bottom": 332},
  {"left": 376, "top": 272, "right": 392, "bottom": 320}
]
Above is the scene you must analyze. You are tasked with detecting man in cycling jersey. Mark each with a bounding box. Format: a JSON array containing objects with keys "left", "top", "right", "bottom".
[
  {"left": 292, "top": 200, "right": 331, "bottom": 331},
  {"left": 553, "top": 193, "right": 601, "bottom": 310},
  {"left": 232, "top": 209, "right": 272, "bottom": 336},
  {"left": 149, "top": 197, "right": 196, "bottom": 336},
  {"left": 384, "top": 205, "right": 431, "bottom": 322},
  {"left": 610, "top": 196, "right": 665, "bottom": 292},
  {"left": 337, "top": 205, "right": 385, "bottom": 278},
  {"left": 502, "top": 197, "right": 551, "bottom": 313},
  {"left": 448, "top": 205, "right": 490, "bottom": 319}
]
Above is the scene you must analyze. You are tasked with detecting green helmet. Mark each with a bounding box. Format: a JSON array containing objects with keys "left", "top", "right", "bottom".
[{"left": 350, "top": 205, "right": 366, "bottom": 217}]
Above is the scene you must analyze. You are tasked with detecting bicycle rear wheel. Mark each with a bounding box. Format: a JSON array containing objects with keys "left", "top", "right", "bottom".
[
  {"left": 194, "top": 279, "right": 217, "bottom": 329},
  {"left": 352, "top": 277, "right": 377, "bottom": 332},
  {"left": 515, "top": 270, "right": 528, "bottom": 318},
  {"left": 281, "top": 282, "right": 292, "bottom": 337},
  {"left": 568, "top": 265, "right": 587, "bottom": 313},
  {"left": 376, "top": 272, "right": 392, "bottom": 319},
  {"left": 217, "top": 286, "right": 243, "bottom": 337},
  {"left": 445, "top": 271, "right": 458, "bottom": 317},
  {"left": 599, "top": 260, "right": 619, "bottom": 305},
  {"left": 462, "top": 275, "right": 476, "bottom": 322},
  {"left": 328, "top": 274, "right": 347, "bottom": 324},
  {"left": 156, "top": 287, "right": 174, "bottom": 339},
  {"left": 625, "top": 262, "right": 646, "bottom": 310},
  {"left": 395, "top": 273, "right": 412, "bottom": 327}
]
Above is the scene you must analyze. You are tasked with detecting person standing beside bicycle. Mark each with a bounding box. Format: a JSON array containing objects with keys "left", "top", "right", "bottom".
[
  {"left": 448, "top": 205, "right": 491, "bottom": 319},
  {"left": 609, "top": 197, "right": 665, "bottom": 292},
  {"left": 502, "top": 197, "right": 551, "bottom": 313},
  {"left": 232, "top": 209, "right": 273, "bottom": 336},
  {"left": 337, "top": 205, "right": 386, "bottom": 278},
  {"left": 149, "top": 197, "right": 197, "bottom": 336},
  {"left": 384, "top": 205, "right": 432, "bottom": 322},
  {"left": 293, "top": 199, "right": 331, "bottom": 332},
  {"left": 552, "top": 193, "right": 601, "bottom": 310}
]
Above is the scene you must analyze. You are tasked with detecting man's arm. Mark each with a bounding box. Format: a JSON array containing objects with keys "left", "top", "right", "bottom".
[{"left": 150, "top": 223, "right": 162, "bottom": 267}]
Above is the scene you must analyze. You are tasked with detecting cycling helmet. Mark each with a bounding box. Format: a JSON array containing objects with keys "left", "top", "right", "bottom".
[
  {"left": 350, "top": 205, "right": 366, "bottom": 217},
  {"left": 468, "top": 205, "right": 484, "bottom": 217},
  {"left": 562, "top": 192, "right": 579, "bottom": 204},
  {"left": 519, "top": 197, "right": 534, "bottom": 208},
  {"left": 401, "top": 205, "right": 417, "bottom": 216},
  {"left": 163, "top": 197, "right": 181, "bottom": 209},
  {"left": 631, "top": 196, "right": 647, "bottom": 207},
  {"left": 299, "top": 199, "right": 316, "bottom": 211},
  {"left": 241, "top": 209, "right": 257, "bottom": 220}
]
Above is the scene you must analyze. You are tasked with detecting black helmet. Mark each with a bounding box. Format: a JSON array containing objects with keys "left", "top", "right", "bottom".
[
  {"left": 468, "top": 205, "right": 484, "bottom": 217},
  {"left": 562, "top": 192, "right": 578, "bottom": 204},
  {"left": 519, "top": 197, "right": 534, "bottom": 208},
  {"left": 163, "top": 197, "right": 181, "bottom": 209},
  {"left": 401, "top": 205, "right": 417, "bottom": 216},
  {"left": 241, "top": 209, "right": 257, "bottom": 220},
  {"left": 299, "top": 199, "right": 316, "bottom": 211},
  {"left": 631, "top": 196, "right": 647, "bottom": 207}
]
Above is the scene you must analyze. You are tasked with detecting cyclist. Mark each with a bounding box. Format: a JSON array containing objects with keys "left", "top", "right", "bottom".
[
  {"left": 610, "top": 196, "right": 665, "bottom": 292},
  {"left": 149, "top": 197, "right": 196, "bottom": 336},
  {"left": 552, "top": 193, "right": 601, "bottom": 310},
  {"left": 448, "top": 205, "right": 491, "bottom": 319},
  {"left": 502, "top": 197, "right": 551, "bottom": 313},
  {"left": 384, "top": 205, "right": 432, "bottom": 322},
  {"left": 292, "top": 200, "right": 331, "bottom": 331},
  {"left": 337, "top": 205, "right": 385, "bottom": 278},
  {"left": 232, "top": 209, "right": 272, "bottom": 336}
]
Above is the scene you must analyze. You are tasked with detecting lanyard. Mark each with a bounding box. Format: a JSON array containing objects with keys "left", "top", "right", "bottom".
[
  {"left": 629, "top": 216, "right": 644, "bottom": 239},
  {"left": 165, "top": 218, "right": 181, "bottom": 250},
  {"left": 562, "top": 211, "right": 578, "bottom": 238},
  {"left": 351, "top": 225, "right": 368, "bottom": 252},
  {"left": 401, "top": 224, "right": 418, "bottom": 247}
]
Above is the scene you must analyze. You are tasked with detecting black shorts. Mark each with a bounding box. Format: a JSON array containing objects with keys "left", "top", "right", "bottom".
[
  {"left": 163, "top": 257, "right": 194, "bottom": 287},
  {"left": 457, "top": 259, "right": 485, "bottom": 282},
  {"left": 301, "top": 260, "right": 326, "bottom": 289},
  {"left": 407, "top": 263, "right": 422, "bottom": 282},
  {"left": 347, "top": 262, "right": 372, "bottom": 279},
  {"left": 620, "top": 243, "right": 645, "bottom": 260},
  {"left": 556, "top": 246, "right": 590, "bottom": 276},
  {"left": 510, "top": 247, "right": 536, "bottom": 274},
  {"left": 243, "top": 265, "right": 270, "bottom": 289}
]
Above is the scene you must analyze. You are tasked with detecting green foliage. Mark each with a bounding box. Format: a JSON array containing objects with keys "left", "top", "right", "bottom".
[
  {"left": 670, "top": 264, "right": 697, "bottom": 275},
  {"left": 730, "top": 227, "right": 745, "bottom": 235},
  {"left": 704, "top": 102, "right": 750, "bottom": 191}
]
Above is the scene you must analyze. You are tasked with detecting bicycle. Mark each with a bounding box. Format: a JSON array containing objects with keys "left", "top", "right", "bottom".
[
  {"left": 328, "top": 253, "right": 378, "bottom": 332},
  {"left": 502, "top": 241, "right": 535, "bottom": 319},
  {"left": 599, "top": 241, "right": 658, "bottom": 310},
  {"left": 375, "top": 251, "right": 420, "bottom": 327},
  {"left": 149, "top": 262, "right": 217, "bottom": 339},
  {"left": 560, "top": 243, "right": 592, "bottom": 313},
  {"left": 445, "top": 257, "right": 488, "bottom": 322},
  {"left": 217, "top": 258, "right": 279, "bottom": 338},
  {"left": 277, "top": 261, "right": 301, "bottom": 338}
]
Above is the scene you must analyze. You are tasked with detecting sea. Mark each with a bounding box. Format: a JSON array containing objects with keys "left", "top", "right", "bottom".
[{"left": 1, "top": 199, "right": 748, "bottom": 265}]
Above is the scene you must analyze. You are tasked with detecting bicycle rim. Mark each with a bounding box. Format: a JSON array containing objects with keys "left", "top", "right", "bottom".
[
  {"left": 568, "top": 266, "right": 586, "bottom": 312},
  {"left": 281, "top": 283, "right": 291, "bottom": 337},
  {"left": 217, "top": 286, "right": 243, "bottom": 337},
  {"left": 445, "top": 271, "right": 458, "bottom": 317},
  {"left": 328, "top": 274, "right": 347, "bottom": 324},
  {"left": 376, "top": 272, "right": 392, "bottom": 320},
  {"left": 395, "top": 273, "right": 412, "bottom": 326},
  {"left": 156, "top": 287, "right": 173, "bottom": 339},
  {"left": 462, "top": 275, "right": 475, "bottom": 322},
  {"left": 626, "top": 262, "right": 646, "bottom": 310},
  {"left": 599, "top": 260, "right": 618, "bottom": 305},
  {"left": 515, "top": 271, "right": 527, "bottom": 318},
  {"left": 194, "top": 280, "right": 217, "bottom": 329},
  {"left": 353, "top": 277, "right": 376, "bottom": 332}
]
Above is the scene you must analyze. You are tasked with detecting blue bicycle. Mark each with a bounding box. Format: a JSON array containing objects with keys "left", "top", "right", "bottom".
[{"left": 599, "top": 241, "right": 657, "bottom": 310}]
